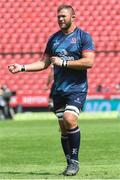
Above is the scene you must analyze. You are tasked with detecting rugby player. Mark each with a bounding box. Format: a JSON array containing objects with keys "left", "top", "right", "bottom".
[{"left": 8, "top": 5, "right": 95, "bottom": 176}]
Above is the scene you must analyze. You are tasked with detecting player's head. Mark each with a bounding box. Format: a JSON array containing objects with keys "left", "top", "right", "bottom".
[{"left": 57, "top": 5, "right": 75, "bottom": 31}]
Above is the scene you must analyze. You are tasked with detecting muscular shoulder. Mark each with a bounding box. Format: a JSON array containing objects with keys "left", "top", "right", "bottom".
[
  {"left": 76, "top": 27, "right": 92, "bottom": 40},
  {"left": 45, "top": 30, "right": 62, "bottom": 55},
  {"left": 76, "top": 28, "right": 94, "bottom": 51}
]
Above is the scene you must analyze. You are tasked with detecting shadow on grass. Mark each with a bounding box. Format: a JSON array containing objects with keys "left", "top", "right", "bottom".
[{"left": 0, "top": 171, "right": 57, "bottom": 176}]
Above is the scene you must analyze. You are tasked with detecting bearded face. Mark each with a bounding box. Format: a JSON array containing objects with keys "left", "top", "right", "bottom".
[{"left": 57, "top": 9, "right": 74, "bottom": 31}]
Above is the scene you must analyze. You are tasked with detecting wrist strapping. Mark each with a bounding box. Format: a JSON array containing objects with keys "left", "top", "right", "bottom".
[
  {"left": 20, "top": 65, "right": 26, "bottom": 72},
  {"left": 62, "top": 60, "right": 67, "bottom": 68}
]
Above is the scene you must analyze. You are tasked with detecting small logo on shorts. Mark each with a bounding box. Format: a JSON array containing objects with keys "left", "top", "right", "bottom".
[{"left": 74, "top": 98, "right": 81, "bottom": 104}]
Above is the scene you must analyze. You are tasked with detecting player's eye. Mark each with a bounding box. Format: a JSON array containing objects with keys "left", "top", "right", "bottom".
[{"left": 58, "top": 15, "right": 65, "bottom": 19}]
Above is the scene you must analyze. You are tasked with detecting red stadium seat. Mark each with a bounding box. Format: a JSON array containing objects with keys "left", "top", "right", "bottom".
[{"left": 0, "top": 0, "right": 119, "bottom": 99}]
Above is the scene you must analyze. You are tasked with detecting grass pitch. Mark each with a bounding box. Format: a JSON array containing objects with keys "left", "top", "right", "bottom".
[{"left": 0, "top": 112, "right": 120, "bottom": 179}]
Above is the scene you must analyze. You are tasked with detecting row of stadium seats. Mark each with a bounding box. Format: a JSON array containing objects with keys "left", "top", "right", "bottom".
[
  {"left": 0, "top": 52, "right": 119, "bottom": 96},
  {"left": 0, "top": 0, "right": 119, "bottom": 52},
  {"left": 0, "top": 0, "right": 119, "bottom": 100},
  {"left": 0, "top": 42, "right": 119, "bottom": 53}
]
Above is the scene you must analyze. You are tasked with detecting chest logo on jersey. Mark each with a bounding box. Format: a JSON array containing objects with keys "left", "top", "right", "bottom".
[{"left": 71, "top": 37, "right": 77, "bottom": 44}]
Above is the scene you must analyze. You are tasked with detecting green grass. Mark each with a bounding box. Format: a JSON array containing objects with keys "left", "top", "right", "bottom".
[{"left": 0, "top": 112, "right": 120, "bottom": 179}]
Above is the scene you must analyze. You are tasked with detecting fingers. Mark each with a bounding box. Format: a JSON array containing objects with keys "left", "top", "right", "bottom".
[
  {"left": 8, "top": 65, "right": 15, "bottom": 73},
  {"left": 8, "top": 64, "right": 14, "bottom": 71},
  {"left": 50, "top": 56, "right": 62, "bottom": 66},
  {"left": 8, "top": 64, "right": 20, "bottom": 74},
  {"left": 50, "top": 56, "right": 55, "bottom": 62}
]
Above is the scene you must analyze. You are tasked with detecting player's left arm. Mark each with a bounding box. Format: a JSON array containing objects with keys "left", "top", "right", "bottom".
[
  {"left": 50, "top": 51, "right": 95, "bottom": 70},
  {"left": 68, "top": 32, "right": 95, "bottom": 70},
  {"left": 51, "top": 32, "right": 95, "bottom": 70},
  {"left": 67, "top": 51, "right": 95, "bottom": 70}
]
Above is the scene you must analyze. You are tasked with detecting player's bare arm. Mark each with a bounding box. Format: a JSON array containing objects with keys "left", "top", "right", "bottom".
[
  {"left": 50, "top": 51, "right": 95, "bottom": 70},
  {"left": 8, "top": 54, "right": 51, "bottom": 74},
  {"left": 67, "top": 51, "right": 95, "bottom": 69}
]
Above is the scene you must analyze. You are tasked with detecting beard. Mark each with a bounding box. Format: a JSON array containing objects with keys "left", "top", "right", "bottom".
[{"left": 59, "top": 20, "right": 72, "bottom": 31}]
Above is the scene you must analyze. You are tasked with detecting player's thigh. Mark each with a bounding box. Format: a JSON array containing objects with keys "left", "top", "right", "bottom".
[
  {"left": 66, "top": 92, "right": 87, "bottom": 113},
  {"left": 53, "top": 95, "right": 67, "bottom": 134},
  {"left": 63, "top": 92, "right": 87, "bottom": 127},
  {"left": 52, "top": 94, "right": 65, "bottom": 113}
]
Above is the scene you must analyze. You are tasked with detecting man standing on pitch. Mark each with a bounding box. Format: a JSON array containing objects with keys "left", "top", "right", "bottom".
[{"left": 8, "top": 5, "right": 95, "bottom": 176}]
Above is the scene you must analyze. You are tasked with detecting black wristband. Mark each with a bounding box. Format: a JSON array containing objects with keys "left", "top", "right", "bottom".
[
  {"left": 21, "top": 65, "right": 26, "bottom": 72},
  {"left": 62, "top": 60, "right": 67, "bottom": 68}
]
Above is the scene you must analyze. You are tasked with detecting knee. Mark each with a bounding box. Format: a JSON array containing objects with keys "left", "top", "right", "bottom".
[{"left": 63, "top": 112, "right": 77, "bottom": 129}]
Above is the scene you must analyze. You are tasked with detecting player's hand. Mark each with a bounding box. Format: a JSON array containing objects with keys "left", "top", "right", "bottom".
[
  {"left": 50, "top": 56, "right": 62, "bottom": 67},
  {"left": 8, "top": 64, "right": 21, "bottom": 74}
]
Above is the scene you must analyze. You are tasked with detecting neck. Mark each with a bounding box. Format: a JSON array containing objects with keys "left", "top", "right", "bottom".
[{"left": 62, "top": 24, "right": 77, "bottom": 35}]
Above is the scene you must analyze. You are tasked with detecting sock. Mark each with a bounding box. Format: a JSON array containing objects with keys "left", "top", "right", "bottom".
[
  {"left": 67, "top": 126, "right": 80, "bottom": 162},
  {"left": 61, "top": 134, "right": 71, "bottom": 165}
]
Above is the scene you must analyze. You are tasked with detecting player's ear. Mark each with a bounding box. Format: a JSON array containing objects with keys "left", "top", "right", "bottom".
[
  {"left": 72, "top": 14, "right": 75, "bottom": 18},
  {"left": 72, "top": 14, "right": 75, "bottom": 19}
]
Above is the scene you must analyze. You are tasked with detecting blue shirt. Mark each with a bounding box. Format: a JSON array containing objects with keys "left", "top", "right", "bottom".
[{"left": 45, "top": 27, "right": 94, "bottom": 95}]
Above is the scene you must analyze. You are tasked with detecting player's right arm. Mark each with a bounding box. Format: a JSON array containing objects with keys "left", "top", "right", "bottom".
[{"left": 8, "top": 54, "right": 51, "bottom": 74}]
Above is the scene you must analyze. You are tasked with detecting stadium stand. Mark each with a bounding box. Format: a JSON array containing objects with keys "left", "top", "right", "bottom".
[{"left": 0, "top": 0, "right": 119, "bottom": 107}]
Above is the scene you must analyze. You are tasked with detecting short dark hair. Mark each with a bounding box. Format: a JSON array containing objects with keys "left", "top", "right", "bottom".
[{"left": 57, "top": 5, "right": 75, "bottom": 16}]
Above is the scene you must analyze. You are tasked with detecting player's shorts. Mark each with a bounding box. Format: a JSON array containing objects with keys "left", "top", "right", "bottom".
[{"left": 52, "top": 92, "right": 87, "bottom": 120}]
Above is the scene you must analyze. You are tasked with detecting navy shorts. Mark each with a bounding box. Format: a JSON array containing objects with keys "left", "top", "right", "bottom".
[{"left": 52, "top": 92, "right": 87, "bottom": 112}]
